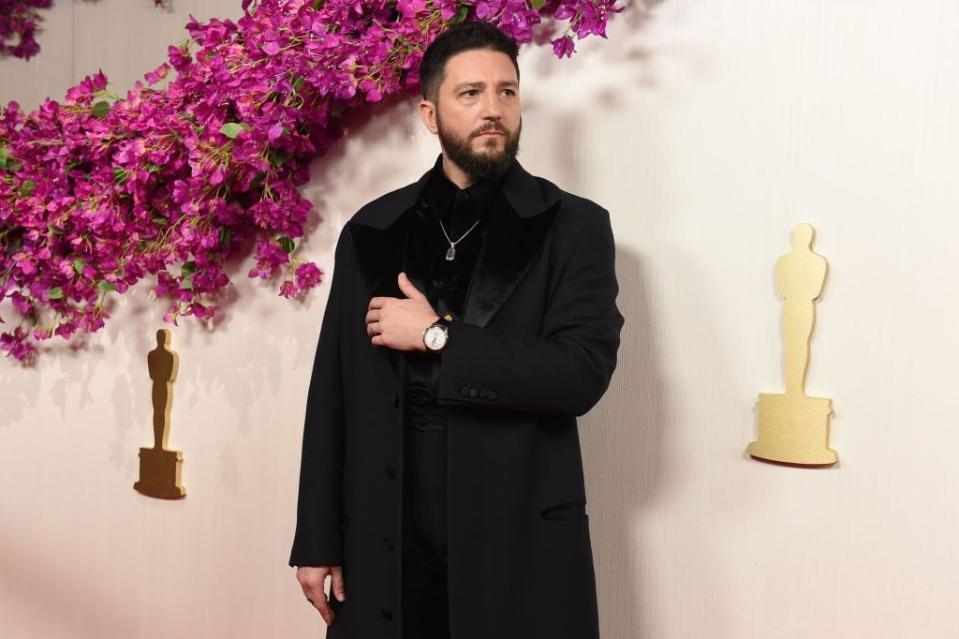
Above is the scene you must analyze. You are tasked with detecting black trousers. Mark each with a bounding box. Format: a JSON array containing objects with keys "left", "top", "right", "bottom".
[{"left": 401, "top": 425, "right": 451, "bottom": 639}]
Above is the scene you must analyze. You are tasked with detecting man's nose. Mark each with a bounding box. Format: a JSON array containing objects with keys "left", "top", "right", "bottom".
[{"left": 479, "top": 89, "right": 503, "bottom": 119}]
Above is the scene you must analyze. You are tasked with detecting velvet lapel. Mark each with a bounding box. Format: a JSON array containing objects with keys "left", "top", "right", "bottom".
[
  {"left": 460, "top": 193, "right": 558, "bottom": 328},
  {"left": 349, "top": 156, "right": 560, "bottom": 380},
  {"left": 348, "top": 213, "right": 416, "bottom": 382}
]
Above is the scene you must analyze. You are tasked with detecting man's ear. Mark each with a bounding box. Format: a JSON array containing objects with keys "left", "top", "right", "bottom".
[{"left": 418, "top": 99, "right": 438, "bottom": 135}]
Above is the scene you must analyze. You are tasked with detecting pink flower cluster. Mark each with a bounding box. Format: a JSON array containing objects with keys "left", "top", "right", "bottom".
[
  {"left": 0, "top": 0, "right": 53, "bottom": 60},
  {"left": 1, "top": 1, "right": 168, "bottom": 61},
  {"left": 0, "top": 0, "right": 624, "bottom": 362}
]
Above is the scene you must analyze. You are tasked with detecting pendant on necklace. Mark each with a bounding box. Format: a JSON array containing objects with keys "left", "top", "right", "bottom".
[{"left": 445, "top": 245, "right": 456, "bottom": 261}]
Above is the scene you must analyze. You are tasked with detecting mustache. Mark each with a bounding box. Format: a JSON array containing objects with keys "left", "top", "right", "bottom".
[{"left": 473, "top": 124, "right": 508, "bottom": 137}]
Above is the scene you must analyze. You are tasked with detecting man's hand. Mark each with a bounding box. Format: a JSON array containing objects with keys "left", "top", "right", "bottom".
[
  {"left": 366, "top": 272, "right": 439, "bottom": 352},
  {"left": 296, "top": 565, "right": 345, "bottom": 625}
]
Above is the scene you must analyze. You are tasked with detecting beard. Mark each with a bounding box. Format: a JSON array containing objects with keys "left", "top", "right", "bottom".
[{"left": 436, "top": 110, "right": 522, "bottom": 183}]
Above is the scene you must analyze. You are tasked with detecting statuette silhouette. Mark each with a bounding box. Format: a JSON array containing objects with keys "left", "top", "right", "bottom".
[
  {"left": 134, "top": 328, "right": 187, "bottom": 498},
  {"left": 747, "top": 223, "right": 838, "bottom": 465}
]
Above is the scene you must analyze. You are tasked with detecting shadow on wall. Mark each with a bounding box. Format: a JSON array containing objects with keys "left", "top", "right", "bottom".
[
  {"left": 532, "top": 1, "right": 732, "bottom": 636},
  {"left": 581, "top": 246, "right": 672, "bottom": 639}
]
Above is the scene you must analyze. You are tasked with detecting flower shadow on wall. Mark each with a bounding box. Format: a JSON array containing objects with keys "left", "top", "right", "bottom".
[{"left": 0, "top": 1, "right": 172, "bottom": 61}]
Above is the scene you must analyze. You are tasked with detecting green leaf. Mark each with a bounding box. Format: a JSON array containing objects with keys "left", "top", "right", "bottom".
[
  {"left": 47, "top": 224, "right": 64, "bottom": 236},
  {"left": 181, "top": 261, "right": 197, "bottom": 276},
  {"left": 19, "top": 179, "right": 35, "bottom": 196},
  {"left": 278, "top": 236, "right": 295, "bottom": 253},
  {"left": 113, "top": 167, "right": 128, "bottom": 185},
  {"left": 92, "top": 101, "right": 111, "bottom": 119},
  {"left": 47, "top": 287, "right": 64, "bottom": 300},
  {"left": 531, "top": 0, "right": 546, "bottom": 9},
  {"left": 0, "top": 145, "right": 10, "bottom": 170},
  {"left": 267, "top": 148, "right": 290, "bottom": 168},
  {"left": 219, "top": 227, "right": 232, "bottom": 249},
  {"left": 451, "top": 4, "right": 469, "bottom": 24},
  {"left": 290, "top": 74, "right": 304, "bottom": 91},
  {"left": 220, "top": 122, "right": 250, "bottom": 139},
  {"left": 97, "top": 280, "right": 117, "bottom": 293},
  {"left": 72, "top": 258, "right": 85, "bottom": 274},
  {"left": 181, "top": 274, "right": 194, "bottom": 290}
]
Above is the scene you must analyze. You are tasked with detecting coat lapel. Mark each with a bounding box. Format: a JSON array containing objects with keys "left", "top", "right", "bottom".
[
  {"left": 348, "top": 214, "right": 415, "bottom": 381},
  {"left": 349, "top": 155, "right": 560, "bottom": 378},
  {"left": 460, "top": 191, "right": 558, "bottom": 327}
]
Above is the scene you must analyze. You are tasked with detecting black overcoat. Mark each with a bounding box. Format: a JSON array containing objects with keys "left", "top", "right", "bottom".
[{"left": 289, "top": 155, "right": 625, "bottom": 639}]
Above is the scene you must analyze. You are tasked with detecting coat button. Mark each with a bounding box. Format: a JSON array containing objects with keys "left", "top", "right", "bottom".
[
  {"left": 488, "top": 390, "right": 498, "bottom": 400},
  {"left": 381, "top": 608, "right": 393, "bottom": 621},
  {"left": 459, "top": 385, "right": 470, "bottom": 396},
  {"left": 468, "top": 387, "right": 478, "bottom": 398},
  {"left": 383, "top": 536, "right": 394, "bottom": 550},
  {"left": 385, "top": 465, "right": 397, "bottom": 479}
]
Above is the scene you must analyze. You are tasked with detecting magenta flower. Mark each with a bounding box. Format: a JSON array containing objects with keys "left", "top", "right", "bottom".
[
  {"left": 0, "top": 0, "right": 52, "bottom": 60},
  {"left": 551, "top": 34, "right": 575, "bottom": 58},
  {"left": 295, "top": 262, "right": 323, "bottom": 291}
]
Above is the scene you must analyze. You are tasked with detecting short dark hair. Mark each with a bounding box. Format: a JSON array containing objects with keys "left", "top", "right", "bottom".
[{"left": 419, "top": 20, "right": 520, "bottom": 103}]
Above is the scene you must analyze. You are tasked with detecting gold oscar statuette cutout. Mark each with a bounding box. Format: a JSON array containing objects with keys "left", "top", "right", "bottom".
[
  {"left": 747, "top": 223, "right": 838, "bottom": 466},
  {"left": 133, "top": 328, "right": 187, "bottom": 498}
]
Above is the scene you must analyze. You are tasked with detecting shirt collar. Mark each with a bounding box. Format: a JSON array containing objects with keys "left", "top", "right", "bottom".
[
  {"left": 349, "top": 152, "right": 559, "bottom": 231},
  {"left": 425, "top": 153, "right": 510, "bottom": 219}
]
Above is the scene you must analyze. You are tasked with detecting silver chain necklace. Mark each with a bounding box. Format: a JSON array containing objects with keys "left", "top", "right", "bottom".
[{"left": 438, "top": 215, "right": 481, "bottom": 261}]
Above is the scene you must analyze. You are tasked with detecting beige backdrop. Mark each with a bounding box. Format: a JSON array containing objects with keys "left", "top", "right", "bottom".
[{"left": 2, "top": 1, "right": 958, "bottom": 637}]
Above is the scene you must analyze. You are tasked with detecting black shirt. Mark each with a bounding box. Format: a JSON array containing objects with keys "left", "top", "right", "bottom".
[{"left": 401, "top": 156, "right": 509, "bottom": 431}]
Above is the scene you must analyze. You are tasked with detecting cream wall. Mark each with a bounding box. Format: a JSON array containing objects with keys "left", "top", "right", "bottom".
[{"left": 2, "top": 1, "right": 958, "bottom": 637}]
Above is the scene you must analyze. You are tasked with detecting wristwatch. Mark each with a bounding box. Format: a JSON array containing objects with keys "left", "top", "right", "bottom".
[{"left": 423, "top": 313, "right": 454, "bottom": 353}]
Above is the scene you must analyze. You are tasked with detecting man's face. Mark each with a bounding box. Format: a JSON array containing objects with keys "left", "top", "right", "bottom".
[{"left": 422, "top": 49, "right": 522, "bottom": 182}]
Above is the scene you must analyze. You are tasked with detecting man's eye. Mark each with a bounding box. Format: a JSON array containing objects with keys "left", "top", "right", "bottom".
[
  {"left": 503, "top": 89, "right": 516, "bottom": 96},
  {"left": 462, "top": 90, "right": 478, "bottom": 97}
]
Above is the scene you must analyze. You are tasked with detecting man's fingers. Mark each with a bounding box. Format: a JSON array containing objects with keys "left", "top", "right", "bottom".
[
  {"left": 296, "top": 566, "right": 336, "bottom": 626},
  {"left": 309, "top": 590, "right": 335, "bottom": 625},
  {"left": 330, "top": 565, "right": 346, "bottom": 602},
  {"left": 303, "top": 579, "right": 335, "bottom": 625},
  {"left": 397, "top": 272, "right": 424, "bottom": 299}
]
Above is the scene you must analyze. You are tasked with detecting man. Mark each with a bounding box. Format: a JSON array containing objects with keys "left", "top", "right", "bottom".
[{"left": 290, "top": 20, "right": 625, "bottom": 639}]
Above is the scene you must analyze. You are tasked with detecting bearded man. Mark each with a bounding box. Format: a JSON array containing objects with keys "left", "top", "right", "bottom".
[{"left": 290, "top": 20, "right": 625, "bottom": 639}]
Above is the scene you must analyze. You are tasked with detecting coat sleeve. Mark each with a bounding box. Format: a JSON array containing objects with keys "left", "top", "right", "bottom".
[
  {"left": 435, "top": 208, "right": 625, "bottom": 418},
  {"left": 288, "top": 225, "right": 353, "bottom": 568}
]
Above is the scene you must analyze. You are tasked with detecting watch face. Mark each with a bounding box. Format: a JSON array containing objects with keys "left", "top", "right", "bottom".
[{"left": 424, "top": 326, "right": 447, "bottom": 350}]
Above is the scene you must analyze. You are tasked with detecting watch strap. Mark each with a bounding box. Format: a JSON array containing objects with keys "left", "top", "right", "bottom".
[{"left": 423, "top": 313, "right": 454, "bottom": 352}]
